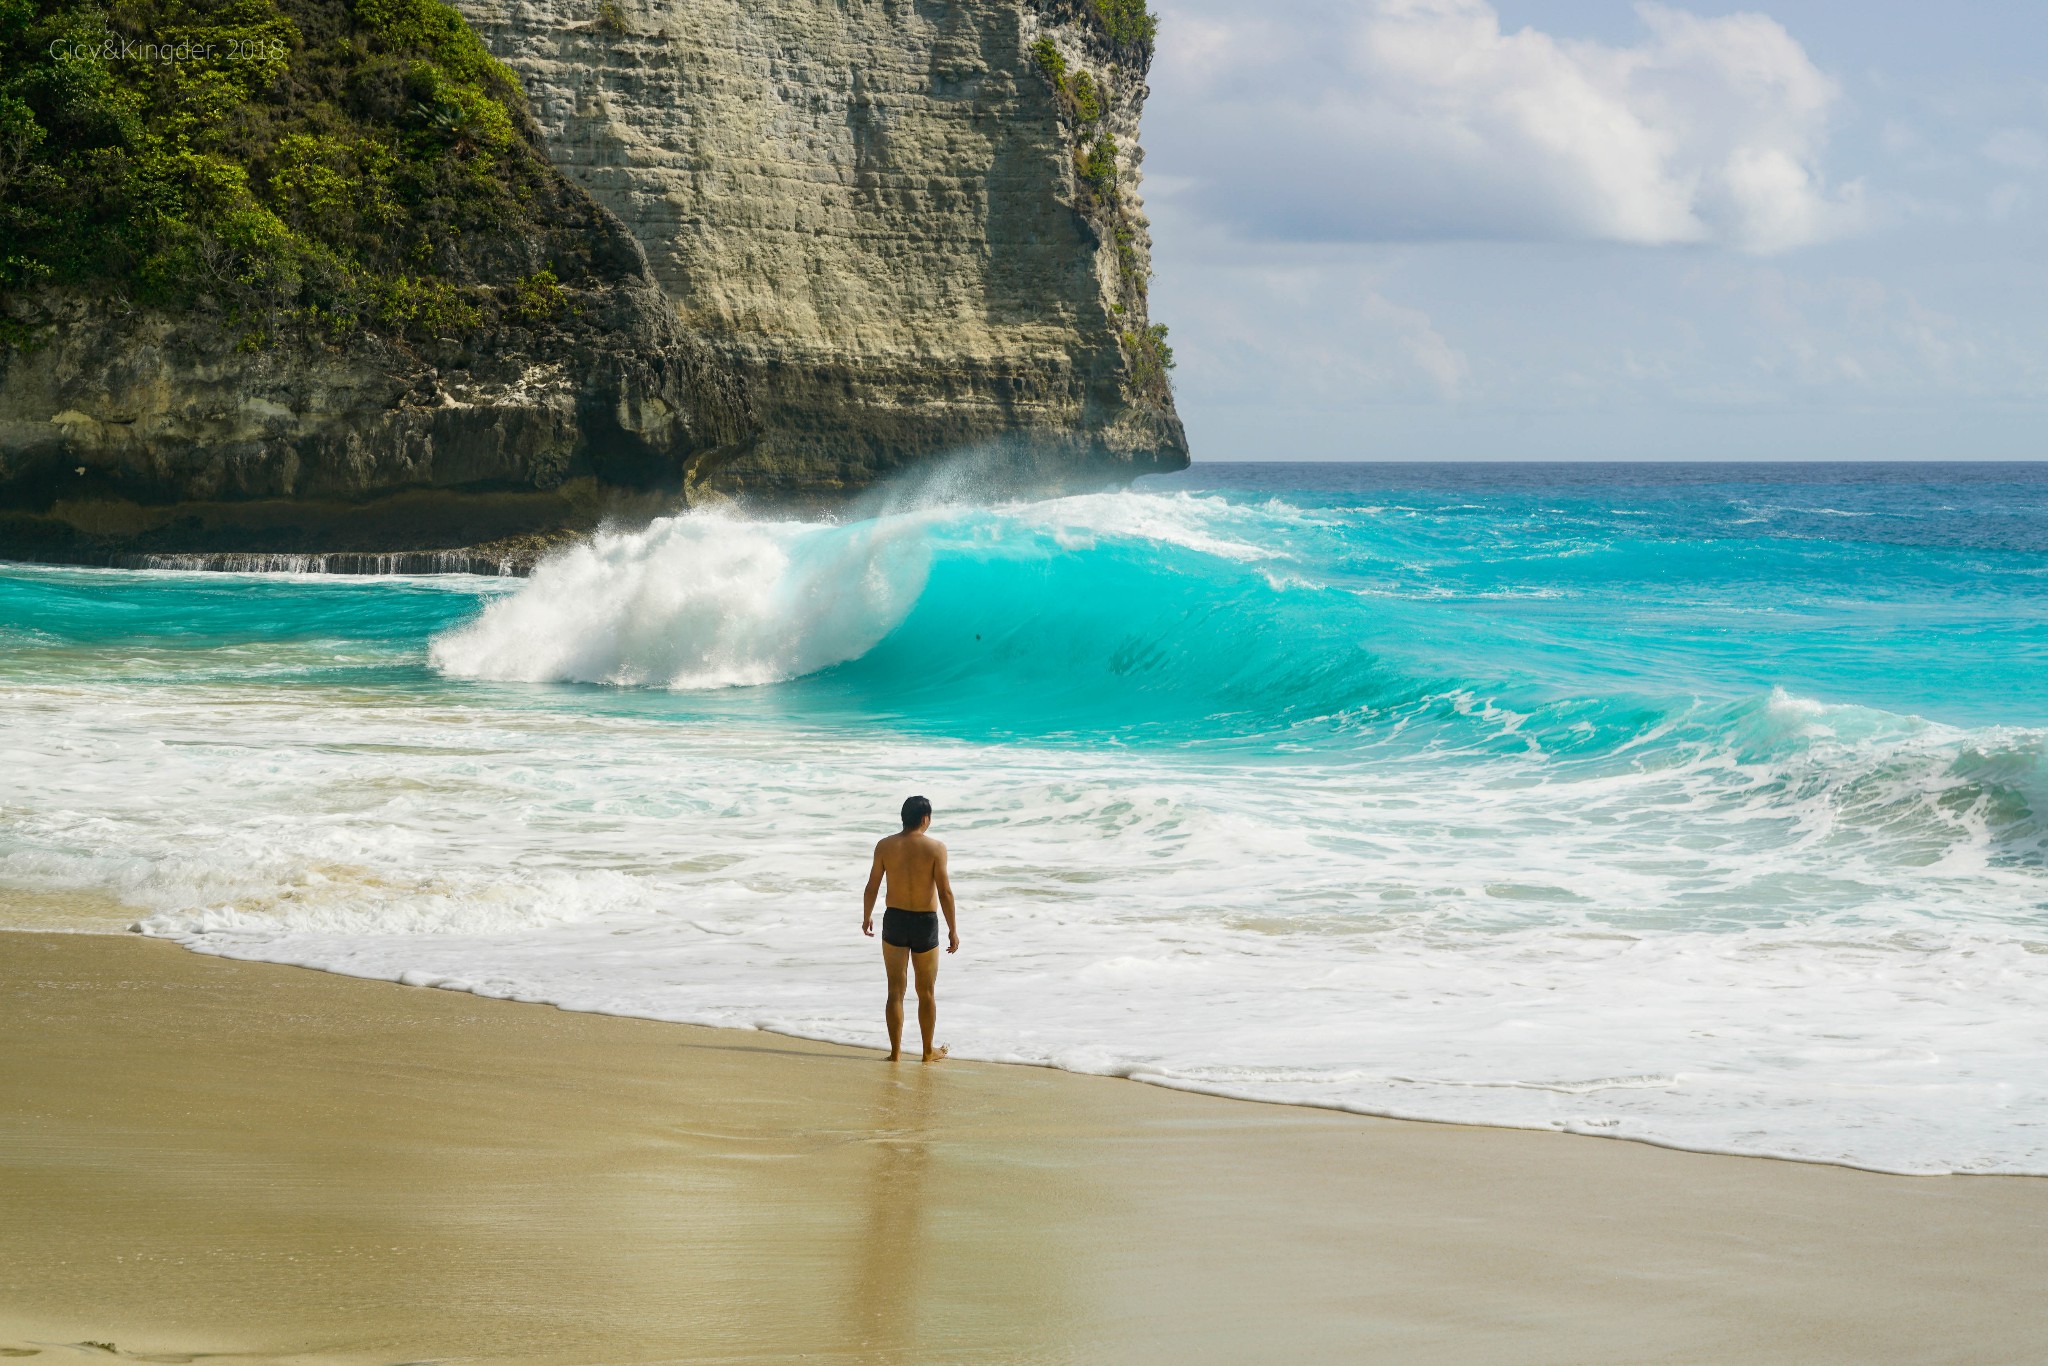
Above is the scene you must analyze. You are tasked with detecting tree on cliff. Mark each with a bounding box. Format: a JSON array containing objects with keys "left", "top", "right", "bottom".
[{"left": 0, "top": 0, "right": 608, "bottom": 347}]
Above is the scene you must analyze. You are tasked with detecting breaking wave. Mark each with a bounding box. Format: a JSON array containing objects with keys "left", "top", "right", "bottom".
[
  {"left": 424, "top": 494, "right": 2048, "bottom": 882},
  {"left": 430, "top": 511, "right": 936, "bottom": 689}
]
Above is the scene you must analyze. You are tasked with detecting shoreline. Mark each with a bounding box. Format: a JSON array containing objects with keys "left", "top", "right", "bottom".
[
  {"left": 6, "top": 930, "right": 2048, "bottom": 1364},
  {"left": 15, "top": 920, "right": 2034, "bottom": 1181},
  {"left": 144, "top": 928, "right": 2022, "bottom": 1181}
]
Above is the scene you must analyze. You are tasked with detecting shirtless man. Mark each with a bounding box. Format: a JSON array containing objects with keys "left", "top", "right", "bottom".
[{"left": 861, "top": 795, "right": 959, "bottom": 1063}]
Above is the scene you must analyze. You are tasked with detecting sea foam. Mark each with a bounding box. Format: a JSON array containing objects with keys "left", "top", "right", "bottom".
[
  {"left": 7, "top": 469, "right": 2048, "bottom": 1174},
  {"left": 430, "top": 511, "right": 934, "bottom": 689}
]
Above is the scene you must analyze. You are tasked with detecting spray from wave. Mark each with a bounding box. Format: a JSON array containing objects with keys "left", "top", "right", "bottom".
[{"left": 430, "top": 511, "right": 936, "bottom": 688}]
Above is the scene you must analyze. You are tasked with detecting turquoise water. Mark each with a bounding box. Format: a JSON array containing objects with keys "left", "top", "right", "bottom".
[{"left": 4, "top": 462, "right": 2047, "bottom": 1171}]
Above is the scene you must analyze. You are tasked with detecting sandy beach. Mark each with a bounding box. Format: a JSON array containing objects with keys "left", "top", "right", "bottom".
[{"left": 1, "top": 931, "right": 2043, "bottom": 1364}]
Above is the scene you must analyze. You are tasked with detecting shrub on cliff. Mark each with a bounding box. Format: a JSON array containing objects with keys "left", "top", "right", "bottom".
[
  {"left": 1034, "top": 2, "right": 1156, "bottom": 67},
  {"left": 1077, "top": 132, "right": 1117, "bottom": 199},
  {"left": 1068, "top": 67, "right": 1099, "bottom": 123},
  {"left": 1121, "top": 321, "right": 1173, "bottom": 405},
  {"left": 1087, "top": 0, "right": 1154, "bottom": 50},
  {"left": 1030, "top": 34, "right": 1064, "bottom": 83},
  {"left": 0, "top": 0, "right": 611, "bottom": 345},
  {"left": 1031, "top": 38, "right": 1103, "bottom": 128}
]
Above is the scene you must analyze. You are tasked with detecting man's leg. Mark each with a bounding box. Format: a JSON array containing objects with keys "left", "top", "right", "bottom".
[
  {"left": 882, "top": 943, "right": 909, "bottom": 1062},
  {"left": 912, "top": 948, "right": 946, "bottom": 1063}
]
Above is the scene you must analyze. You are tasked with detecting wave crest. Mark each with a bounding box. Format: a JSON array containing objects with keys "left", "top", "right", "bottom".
[{"left": 429, "top": 512, "right": 934, "bottom": 689}]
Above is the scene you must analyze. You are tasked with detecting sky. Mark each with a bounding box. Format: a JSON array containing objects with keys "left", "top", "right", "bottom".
[{"left": 1141, "top": 0, "right": 2048, "bottom": 460}]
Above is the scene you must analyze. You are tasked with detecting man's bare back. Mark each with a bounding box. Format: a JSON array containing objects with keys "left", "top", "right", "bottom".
[
  {"left": 873, "top": 829, "right": 944, "bottom": 911},
  {"left": 861, "top": 795, "right": 957, "bottom": 1063}
]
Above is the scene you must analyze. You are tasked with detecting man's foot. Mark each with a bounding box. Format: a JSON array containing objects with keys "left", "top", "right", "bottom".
[
  {"left": 922, "top": 1045, "right": 949, "bottom": 1064},
  {"left": 885, "top": 1052, "right": 901, "bottom": 1063}
]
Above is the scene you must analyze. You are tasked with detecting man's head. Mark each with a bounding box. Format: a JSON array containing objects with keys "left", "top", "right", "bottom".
[{"left": 901, "top": 794, "right": 933, "bottom": 832}]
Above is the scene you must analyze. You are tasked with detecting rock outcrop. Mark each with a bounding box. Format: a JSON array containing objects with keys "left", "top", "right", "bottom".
[
  {"left": 0, "top": 247, "right": 750, "bottom": 563},
  {"left": 0, "top": 0, "right": 1185, "bottom": 564}
]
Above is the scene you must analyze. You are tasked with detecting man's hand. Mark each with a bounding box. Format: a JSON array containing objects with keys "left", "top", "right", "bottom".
[
  {"left": 947, "top": 929, "right": 959, "bottom": 954},
  {"left": 862, "top": 844, "right": 883, "bottom": 938}
]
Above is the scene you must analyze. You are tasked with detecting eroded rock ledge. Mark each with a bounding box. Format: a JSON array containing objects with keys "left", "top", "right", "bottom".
[{"left": 0, "top": 269, "right": 748, "bottom": 564}]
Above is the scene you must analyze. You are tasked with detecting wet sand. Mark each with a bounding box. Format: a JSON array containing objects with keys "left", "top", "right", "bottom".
[{"left": 4, "top": 931, "right": 2046, "bottom": 1365}]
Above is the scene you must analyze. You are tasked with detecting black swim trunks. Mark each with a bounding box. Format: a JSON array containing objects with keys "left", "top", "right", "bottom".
[{"left": 881, "top": 907, "right": 941, "bottom": 953}]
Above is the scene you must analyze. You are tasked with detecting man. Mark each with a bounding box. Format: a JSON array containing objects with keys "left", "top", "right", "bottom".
[{"left": 861, "top": 794, "right": 959, "bottom": 1063}]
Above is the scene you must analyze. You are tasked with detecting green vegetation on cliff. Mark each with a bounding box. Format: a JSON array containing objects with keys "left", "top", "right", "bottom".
[
  {"left": 1034, "top": 2, "right": 1155, "bottom": 65},
  {"left": 1031, "top": 37, "right": 1103, "bottom": 125},
  {"left": 1086, "top": 0, "right": 1153, "bottom": 49},
  {"left": 0, "top": 0, "right": 614, "bottom": 345},
  {"left": 1121, "top": 320, "right": 1172, "bottom": 403},
  {"left": 1031, "top": 4, "right": 1172, "bottom": 415}
]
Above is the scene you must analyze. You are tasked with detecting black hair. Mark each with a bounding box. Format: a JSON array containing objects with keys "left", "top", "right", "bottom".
[{"left": 901, "top": 794, "right": 933, "bottom": 830}]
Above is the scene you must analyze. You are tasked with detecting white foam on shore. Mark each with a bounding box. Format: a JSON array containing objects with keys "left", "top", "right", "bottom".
[
  {"left": 162, "top": 905, "right": 2048, "bottom": 1176},
  {"left": 6, "top": 670, "right": 2046, "bottom": 1175}
]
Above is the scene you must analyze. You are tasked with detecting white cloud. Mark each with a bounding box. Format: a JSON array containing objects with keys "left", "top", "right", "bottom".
[
  {"left": 1982, "top": 128, "right": 2048, "bottom": 171},
  {"left": 1153, "top": 245, "right": 1472, "bottom": 407},
  {"left": 1688, "top": 263, "right": 1982, "bottom": 391},
  {"left": 1152, "top": 0, "right": 1862, "bottom": 253},
  {"left": 1371, "top": 292, "right": 1471, "bottom": 396},
  {"left": 1987, "top": 182, "right": 2026, "bottom": 221}
]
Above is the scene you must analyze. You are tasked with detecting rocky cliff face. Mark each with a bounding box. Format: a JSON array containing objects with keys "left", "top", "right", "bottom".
[
  {"left": 0, "top": 250, "right": 750, "bottom": 564},
  {"left": 0, "top": 0, "right": 1184, "bottom": 563},
  {"left": 450, "top": 0, "right": 1185, "bottom": 500}
]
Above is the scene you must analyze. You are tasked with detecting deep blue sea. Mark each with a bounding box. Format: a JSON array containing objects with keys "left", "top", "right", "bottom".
[{"left": 5, "top": 462, "right": 2046, "bottom": 1171}]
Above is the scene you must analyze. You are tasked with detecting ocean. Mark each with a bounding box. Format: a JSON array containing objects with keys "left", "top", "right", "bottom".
[{"left": 5, "top": 461, "right": 2047, "bottom": 1174}]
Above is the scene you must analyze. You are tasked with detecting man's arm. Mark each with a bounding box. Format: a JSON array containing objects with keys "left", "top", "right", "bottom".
[
  {"left": 934, "top": 843, "right": 958, "bottom": 953},
  {"left": 861, "top": 844, "right": 884, "bottom": 937}
]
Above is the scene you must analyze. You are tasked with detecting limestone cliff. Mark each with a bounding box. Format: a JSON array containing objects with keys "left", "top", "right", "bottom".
[
  {"left": 452, "top": 0, "right": 1186, "bottom": 500},
  {"left": 0, "top": 0, "right": 1185, "bottom": 564}
]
